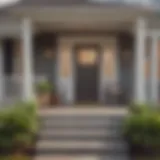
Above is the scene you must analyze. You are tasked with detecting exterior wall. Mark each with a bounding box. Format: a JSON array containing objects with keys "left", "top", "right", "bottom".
[
  {"left": 13, "top": 33, "right": 57, "bottom": 83},
  {"left": 2, "top": 15, "right": 160, "bottom": 104},
  {"left": 57, "top": 35, "right": 118, "bottom": 104},
  {"left": 145, "top": 37, "right": 151, "bottom": 100},
  {"left": 33, "top": 33, "right": 57, "bottom": 83},
  {"left": 3, "top": 35, "right": 57, "bottom": 101},
  {"left": 117, "top": 34, "right": 134, "bottom": 101},
  {"left": 143, "top": 37, "right": 159, "bottom": 101},
  {"left": 57, "top": 41, "right": 75, "bottom": 104},
  {"left": 13, "top": 40, "right": 23, "bottom": 75},
  {"left": 157, "top": 40, "right": 160, "bottom": 101},
  {"left": 1, "top": 39, "right": 23, "bottom": 101},
  {"left": 10, "top": 33, "right": 135, "bottom": 104}
]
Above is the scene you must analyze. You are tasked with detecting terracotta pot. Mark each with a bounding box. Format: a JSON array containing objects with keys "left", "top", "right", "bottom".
[
  {"left": 36, "top": 92, "right": 51, "bottom": 108},
  {"left": 50, "top": 94, "right": 59, "bottom": 106}
]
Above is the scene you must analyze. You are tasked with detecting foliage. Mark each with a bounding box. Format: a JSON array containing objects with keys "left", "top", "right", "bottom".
[
  {"left": 124, "top": 103, "right": 160, "bottom": 148},
  {"left": 0, "top": 156, "right": 30, "bottom": 160},
  {"left": 129, "top": 103, "right": 150, "bottom": 114},
  {"left": 35, "top": 81, "right": 53, "bottom": 95},
  {"left": 0, "top": 101, "right": 38, "bottom": 149}
]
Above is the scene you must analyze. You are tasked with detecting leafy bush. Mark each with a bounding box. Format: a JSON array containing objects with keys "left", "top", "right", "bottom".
[
  {"left": 0, "top": 155, "right": 30, "bottom": 160},
  {"left": 35, "top": 81, "right": 53, "bottom": 95},
  {"left": 0, "top": 101, "right": 38, "bottom": 149},
  {"left": 124, "top": 104, "right": 160, "bottom": 148},
  {"left": 129, "top": 103, "right": 152, "bottom": 114}
]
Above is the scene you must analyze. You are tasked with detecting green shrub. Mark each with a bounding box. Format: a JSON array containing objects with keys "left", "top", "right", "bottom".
[
  {"left": 35, "top": 81, "right": 53, "bottom": 95},
  {"left": 124, "top": 104, "right": 160, "bottom": 148},
  {"left": 0, "top": 101, "right": 38, "bottom": 149},
  {"left": 0, "top": 155, "right": 30, "bottom": 160},
  {"left": 12, "top": 101, "right": 38, "bottom": 133},
  {"left": 129, "top": 103, "right": 152, "bottom": 114}
]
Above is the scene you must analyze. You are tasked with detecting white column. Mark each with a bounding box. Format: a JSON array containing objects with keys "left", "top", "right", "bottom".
[
  {"left": 0, "top": 41, "right": 4, "bottom": 101},
  {"left": 134, "top": 17, "right": 146, "bottom": 103},
  {"left": 21, "top": 18, "right": 34, "bottom": 100},
  {"left": 150, "top": 33, "right": 159, "bottom": 103}
]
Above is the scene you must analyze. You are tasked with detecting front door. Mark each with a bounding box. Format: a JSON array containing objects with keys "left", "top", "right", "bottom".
[{"left": 75, "top": 45, "right": 100, "bottom": 103}]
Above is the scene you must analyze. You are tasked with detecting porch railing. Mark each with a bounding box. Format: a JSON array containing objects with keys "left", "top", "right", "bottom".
[
  {"left": 0, "top": 75, "right": 160, "bottom": 105},
  {"left": 0, "top": 75, "right": 47, "bottom": 105}
]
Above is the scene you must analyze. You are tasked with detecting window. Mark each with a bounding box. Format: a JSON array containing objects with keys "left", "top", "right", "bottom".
[{"left": 77, "top": 48, "right": 97, "bottom": 66}]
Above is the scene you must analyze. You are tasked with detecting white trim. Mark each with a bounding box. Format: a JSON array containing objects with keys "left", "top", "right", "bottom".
[
  {"left": 150, "top": 33, "right": 159, "bottom": 103},
  {"left": 0, "top": 41, "right": 4, "bottom": 101},
  {"left": 134, "top": 17, "right": 147, "bottom": 102},
  {"left": 147, "top": 30, "right": 160, "bottom": 37},
  {"left": 0, "top": 20, "right": 20, "bottom": 37},
  {"left": 0, "top": 0, "right": 21, "bottom": 8},
  {"left": 21, "top": 18, "right": 34, "bottom": 100}
]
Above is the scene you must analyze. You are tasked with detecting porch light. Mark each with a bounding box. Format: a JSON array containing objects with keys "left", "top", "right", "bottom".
[{"left": 0, "top": 0, "right": 20, "bottom": 8}]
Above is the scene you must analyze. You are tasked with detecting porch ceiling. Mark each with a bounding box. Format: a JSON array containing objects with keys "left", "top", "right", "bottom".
[
  {"left": 35, "top": 21, "right": 133, "bottom": 32},
  {"left": 11, "top": 6, "right": 152, "bottom": 22},
  {"left": 0, "top": 6, "right": 160, "bottom": 37},
  {"left": 31, "top": 10, "right": 160, "bottom": 32},
  {"left": 9, "top": 6, "right": 156, "bottom": 32},
  {"left": 26, "top": 7, "right": 148, "bottom": 32}
]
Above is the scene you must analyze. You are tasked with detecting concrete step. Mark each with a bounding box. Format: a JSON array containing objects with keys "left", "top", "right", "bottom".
[
  {"left": 36, "top": 139, "right": 126, "bottom": 144},
  {"left": 34, "top": 154, "right": 129, "bottom": 160},
  {"left": 36, "top": 140, "right": 128, "bottom": 154},
  {"left": 39, "top": 129, "right": 123, "bottom": 139},
  {"left": 41, "top": 119, "right": 124, "bottom": 128},
  {"left": 39, "top": 127, "right": 123, "bottom": 135},
  {"left": 39, "top": 134, "right": 123, "bottom": 141},
  {"left": 40, "top": 115, "right": 125, "bottom": 122},
  {"left": 35, "top": 108, "right": 128, "bottom": 159},
  {"left": 42, "top": 125, "right": 122, "bottom": 131},
  {"left": 38, "top": 108, "right": 127, "bottom": 117}
]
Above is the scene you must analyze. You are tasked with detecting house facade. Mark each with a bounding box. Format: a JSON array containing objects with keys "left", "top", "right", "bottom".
[{"left": 0, "top": 0, "right": 160, "bottom": 105}]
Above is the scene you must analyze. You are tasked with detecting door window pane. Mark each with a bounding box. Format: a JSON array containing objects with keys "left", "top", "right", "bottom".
[{"left": 77, "top": 48, "right": 97, "bottom": 65}]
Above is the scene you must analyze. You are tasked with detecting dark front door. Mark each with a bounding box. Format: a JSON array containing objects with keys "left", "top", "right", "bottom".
[{"left": 75, "top": 45, "right": 100, "bottom": 103}]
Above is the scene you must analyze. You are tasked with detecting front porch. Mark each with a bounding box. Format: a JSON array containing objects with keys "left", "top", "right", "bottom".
[{"left": 0, "top": 7, "right": 160, "bottom": 105}]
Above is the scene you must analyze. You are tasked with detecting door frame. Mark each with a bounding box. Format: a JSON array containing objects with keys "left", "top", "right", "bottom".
[
  {"left": 73, "top": 44, "right": 102, "bottom": 104},
  {"left": 58, "top": 35, "right": 118, "bottom": 104}
]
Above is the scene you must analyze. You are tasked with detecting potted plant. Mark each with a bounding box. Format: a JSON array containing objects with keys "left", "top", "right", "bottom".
[
  {"left": 123, "top": 104, "right": 160, "bottom": 160},
  {"left": 35, "top": 81, "right": 53, "bottom": 107},
  {"left": 50, "top": 87, "right": 59, "bottom": 106}
]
